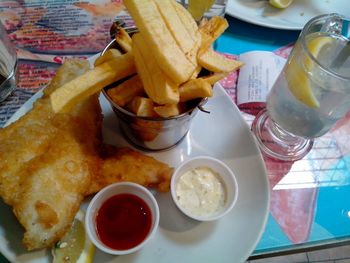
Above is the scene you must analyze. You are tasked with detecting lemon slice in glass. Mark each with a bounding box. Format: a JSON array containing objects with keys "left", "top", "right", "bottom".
[
  {"left": 52, "top": 210, "right": 95, "bottom": 263},
  {"left": 188, "top": 0, "right": 215, "bottom": 21},
  {"left": 269, "top": 0, "right": 294, "bottom": 9},
  {"left": 285, "top": 36, "right": 334, "bottom": 108}
]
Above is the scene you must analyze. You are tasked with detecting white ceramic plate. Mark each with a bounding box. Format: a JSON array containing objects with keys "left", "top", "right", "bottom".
[
  {"left": 0, "top": 84, "right": 270, "bottom": 263},
  {"left": 226, "top": 0, "right": 350, "bottom": 30}
]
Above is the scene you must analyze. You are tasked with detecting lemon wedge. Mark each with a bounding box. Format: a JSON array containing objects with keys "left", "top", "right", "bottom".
[
  {"left": 52, "top": 210, "right": 95, "bottom": 263},
  {"left": 188, "top": 0, "right": 215, "bottom": 21},
  {"left": 269, "top": 0, "right": 294, "bottom": 9},
  {"left": 285, "top": 36, "right": 334, "bottom": 108}
]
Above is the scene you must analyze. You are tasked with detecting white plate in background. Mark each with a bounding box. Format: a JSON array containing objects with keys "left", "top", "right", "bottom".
[{"left": 226, "top": 0, "right": 350, "bottom": 30}]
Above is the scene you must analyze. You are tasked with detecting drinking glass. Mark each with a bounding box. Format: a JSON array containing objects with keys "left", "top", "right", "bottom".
[
  {"left": 177, "top": 0, "right": 227, "bottom": 22},
  {"left": 0, "top": 21, "right": 18, "bottom": 102},
  {"left": 252, "top": 13, "right": 350, "bottom": 161}
]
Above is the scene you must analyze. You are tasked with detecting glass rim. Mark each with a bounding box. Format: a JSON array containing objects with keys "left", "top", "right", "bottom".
[{"left": 300, "top": 13, "right": 350, "bottom": 82}]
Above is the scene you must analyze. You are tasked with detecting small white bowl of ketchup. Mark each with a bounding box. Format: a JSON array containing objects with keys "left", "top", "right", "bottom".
[{"left": 85, "top": 182, "right": 159, "bottom": 255}]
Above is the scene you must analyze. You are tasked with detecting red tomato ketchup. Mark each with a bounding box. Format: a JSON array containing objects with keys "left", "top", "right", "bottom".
[{"left": 95, "top": 193, "right": 153, "bottom": 250}]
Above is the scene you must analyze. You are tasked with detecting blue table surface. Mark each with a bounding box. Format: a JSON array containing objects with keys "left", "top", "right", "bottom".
[{"left": 216, "top": 15, "right": 300, "bottom": 54}]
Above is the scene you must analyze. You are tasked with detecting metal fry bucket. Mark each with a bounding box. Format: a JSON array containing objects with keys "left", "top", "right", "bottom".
[{"left": 101, "top": 39, "right": 207, "bottom": 151}]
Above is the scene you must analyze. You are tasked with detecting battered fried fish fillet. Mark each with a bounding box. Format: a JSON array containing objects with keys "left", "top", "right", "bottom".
[
  {"left": 0, "top": 59, "right": 94, "bottom": 206},
  {"left": 88, "top": 145, "right": 172, "bottom": 194},
  {"left": 0, "top": 59, "right": 102, "bottom": 250},
  {"left": 0, "top": 59, "right": 172, "bottom": 251}
]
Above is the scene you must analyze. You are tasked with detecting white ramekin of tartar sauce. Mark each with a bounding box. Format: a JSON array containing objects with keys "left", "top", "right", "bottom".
[{"left": 170, "top": 156, "right": 238, "bottom": 221}]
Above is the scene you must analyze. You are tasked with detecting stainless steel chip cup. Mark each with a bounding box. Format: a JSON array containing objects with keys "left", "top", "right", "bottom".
[{"left": 101, "top": 39, "right": 207, "bottom": 151}]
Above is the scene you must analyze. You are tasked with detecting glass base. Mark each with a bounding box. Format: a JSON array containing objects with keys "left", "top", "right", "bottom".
[{"left": 251, "top": 109, "right": 314, "bottom": 162}]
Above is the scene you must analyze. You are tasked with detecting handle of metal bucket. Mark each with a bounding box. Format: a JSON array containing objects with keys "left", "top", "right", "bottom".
[
  {"left": 110, "top": 19, "right": 139, "bottom": 38},
  {"left": 197, "top": 98, "right": 210, "bottom": 114}
]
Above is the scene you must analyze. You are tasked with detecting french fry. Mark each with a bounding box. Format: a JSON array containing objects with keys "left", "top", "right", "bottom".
[
  {"left": 132, "top": 44, "right": 153, "bottom": 100},
  {"left": 154, "top": 103, "right": 182, "bottom": 118},
  {"left": 198, "top": 49, "right": 244, "bottom": 73},
  {"left": 115, "top": 27, "right": 133, "bottom": 53},
  {"left": 48, "top": 1, "right": 241, "bottom": 122},
  {"left": 174, "top": 0, "right": 203, "bottom": 80},
  {"left": 153, "top": 0, "right": 199, "bottom": 66},
  {"left": 173, "top": 3, "right": 203, "bottom": 80},
  {"left": 132, "top": 33, "right": 179, "bottom": 105},
  {"left": 172, "top": 1, "right": 201, "bottom": 45},
  {"left": 198, "top": 16, "right": 228, "bottom": 55},
  {"left": 201, "top": 72, "right": 229, "bottom": 85},
  {"left": 124, "top": 0, "right": 196, "bottom": 84},
  {"left": 94, "top": 48, "right": 122, "bottom": 67},
  {"left": 179, "top": 78, "right": 212, "bottom": 102},
  {"left": 189, "top": 65, "right": 202, "bottom": 79},
  {"left": 130, "top": 96, "right": 157, "bottom": 117},
  {"left": 199, "top": 17, "right": 209, "bottom": 28},
  {"left": 106, "top": 74, "right": 144, "bottom": 107},
  {"left": 50, "top": 52, "right": 136, "bottom": 113}
]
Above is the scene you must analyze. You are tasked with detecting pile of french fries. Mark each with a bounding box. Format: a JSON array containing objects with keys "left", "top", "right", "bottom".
[{"left": 50, "top": 0, "right": 243, "bottom": 118}]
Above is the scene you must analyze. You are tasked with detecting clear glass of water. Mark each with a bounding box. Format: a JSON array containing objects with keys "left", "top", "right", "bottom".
[
  {"left": 177, "top": 0, "right": 227, "bottom": 22},
  {"left": 0, "top": 21, "right": 18, "bottom": 102},
  {"left": 252, "top": 13, "right": 350, "bottom": 161}
]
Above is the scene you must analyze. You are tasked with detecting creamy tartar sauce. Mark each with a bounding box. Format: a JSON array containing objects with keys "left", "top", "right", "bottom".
[{"left": 176, "top": 166, "right": 226, "bottom": 217}]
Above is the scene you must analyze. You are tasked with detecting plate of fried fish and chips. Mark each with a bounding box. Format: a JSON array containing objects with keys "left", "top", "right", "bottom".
[{"left": 0, "top": 0, "right": 270, "bottom": 262}]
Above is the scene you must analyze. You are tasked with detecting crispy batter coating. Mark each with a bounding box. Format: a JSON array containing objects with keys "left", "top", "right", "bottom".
[
  {"left": 89, "top": 145, "right": 173, "bottom": 194},
  {"left": 0, "top": 59, "right": 172, "bottom": 250},
  {"left": 0, "top": 59, "right": 93, "bottom": 206}
]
